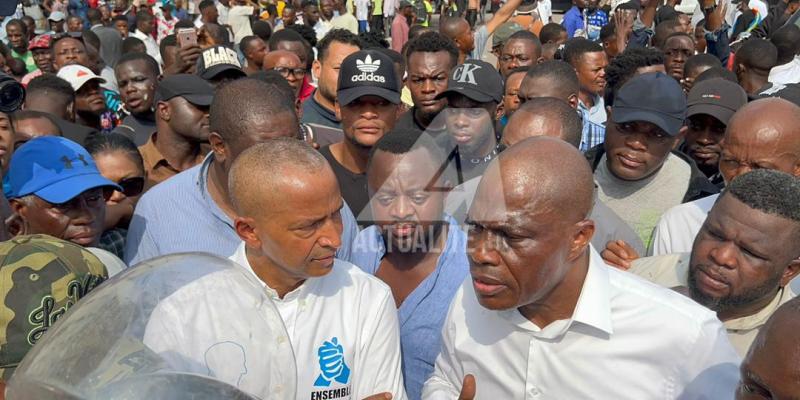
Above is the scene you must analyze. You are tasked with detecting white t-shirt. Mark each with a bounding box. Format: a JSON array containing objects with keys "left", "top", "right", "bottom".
[
  {"left": 355, "top": 0, "right": 371, "bottom": 21},
  {"left": 649, "top": 193, "right": 717, "bottom": 256},
  {"left": 229, "top": 243, "right": 408, "bottom": 400}
]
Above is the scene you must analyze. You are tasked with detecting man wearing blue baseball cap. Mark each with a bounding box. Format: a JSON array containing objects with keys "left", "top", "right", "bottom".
[
  {"left": 6, "top": 136, "right": 121, "bottom": 250},
  {"left": 586, "top": 72, "right": 719, "bottom": 252}
]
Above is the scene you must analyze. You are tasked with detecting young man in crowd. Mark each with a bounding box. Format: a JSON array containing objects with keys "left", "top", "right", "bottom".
[
  {"left": 439, "top": 59, "right": 503, "bottom": 183},
  {"left": 351, "top": 128, "right": 467, "bottom": 400},
  {"left": 588, "top": 72, "right": 718, "bottom": 248},
  {"left": 113, "top": 53, "right": 160, "bottom": 146},
  {"left": 563, "top": 38, "right": 608, "bottom": 150},
  {"left": 630, "top": 169, "right": 800, "bottom": 356},
  {"left": 422, "top": 137, "right": 740, "bottom": 398},
  {"left": 562, "top": 0, "right": 608, "bottom": 40},
  {"left": 734, "top": 39, "right": 778, "bottom": 96},
  {"left": 6, "top": 19, "right": 35, "bottom": 73},
  {"left": 662, "top": 32, "right": 695, "bottom": 82},
  {"left": 24, "top": 74, "right": 97, "bottom": 145},
  {"left": 498, "top": 67, "right": 526, "bottom": 127},
  {"left": 438, "top": 0, "right": 523, "bottom": 64},
  {"left": 303, "top": 29, "right": 361, "bottom": 130},
  {"left": 391, "top": 0, "right": 414, "bottom": 53},
  {"left": 139, "top": 74, "right": 214, "bottom": 190},
  {"left": 21, "top": 34, "right": 55, "bottom": 86},
  {"left": 130, "top": 11, "right": 161, "bottom": 65},
  {"left": 195, "top": 45, "right": 247, "bottom": 87},
  {"left": 126, "top": 78, "right": 358, "bottom": 265},
  {"left": 497, "top": 30, "right": 542, "bottom": 79},
  {"left": 680, "top": 78, "right": 747, "bottom": 187},
  {"left": 396, "top": 31, "right": 458, "bottom": 135},
  {"left": 57, "top": 64, "right": 117, "bottom": 133},
  {"left": 223, "top": 138, "right": 407, "bottom": 399},
  {"left": 320, "top": 49, "right": 401, "bottom": 220},
  {"left": 239, "top": 35, "right": 267, "bottom": 75}
]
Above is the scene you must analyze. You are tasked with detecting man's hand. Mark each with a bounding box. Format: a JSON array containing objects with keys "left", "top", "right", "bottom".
[
  {"left": 601, "top": 240, "right": 640, "bottom": 270},
  {"left": 164, "top": 44, "right": 202, "bottom": 75},
  {"left": 613, "top": 10, "right": 634, "bottom": 55},
  {"left": 458, "top": 374, "right": 476, "bottom": 400}
]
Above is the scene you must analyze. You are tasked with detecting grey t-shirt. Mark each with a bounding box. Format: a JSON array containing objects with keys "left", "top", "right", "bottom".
[
  {"left": 595, "top": 153, "right": 691, "bottom": 249},
  {"left": 469, "top": 25, "right": 489, "bottom": 61}
]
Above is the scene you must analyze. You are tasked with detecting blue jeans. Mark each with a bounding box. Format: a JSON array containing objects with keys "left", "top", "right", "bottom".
[{"left": 358, "top": 20, "right": 368, "bottom": 33}]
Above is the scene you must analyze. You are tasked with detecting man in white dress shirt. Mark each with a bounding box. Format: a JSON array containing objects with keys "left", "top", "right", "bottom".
[
  {"left": 227, "top": 138, "right": 407, "bottom": 400},
  {"left": 422, "top": 137, "right": 740, "bottom": 399}
]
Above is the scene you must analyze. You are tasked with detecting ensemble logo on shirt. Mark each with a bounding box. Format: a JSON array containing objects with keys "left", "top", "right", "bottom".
[{"left": 311, "top": 337, "right": 352, "bottom": 400}]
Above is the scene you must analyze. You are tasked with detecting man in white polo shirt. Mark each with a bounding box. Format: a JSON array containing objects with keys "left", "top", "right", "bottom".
[
  {"left": 423, "top": 137, "right": 740, "bottom": 399},
  {"left": 227, "top": 138, "right": 406, "bottom": 400}
]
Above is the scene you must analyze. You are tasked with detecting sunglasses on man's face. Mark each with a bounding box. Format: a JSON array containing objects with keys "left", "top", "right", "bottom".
[{"left": 116, "top": 177, "right": 145, "bottom": 197}]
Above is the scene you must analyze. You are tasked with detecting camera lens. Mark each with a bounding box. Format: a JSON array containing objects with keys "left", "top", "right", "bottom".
[{"left": 0, "top": 73, "right": 25, "bottom": 113}]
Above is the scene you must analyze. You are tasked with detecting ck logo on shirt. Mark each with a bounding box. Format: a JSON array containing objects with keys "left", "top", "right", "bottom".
[{"left": 452, "top": 63, "right": 481, "bottom": 85}]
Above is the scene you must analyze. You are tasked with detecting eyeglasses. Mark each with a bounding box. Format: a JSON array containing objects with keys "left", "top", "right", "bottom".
[
  {"left": 116, "top": 176, "right": 145, "bottom": 197},
  {"left": 273, "top": 67, "right": 306, "bottom": 78}
]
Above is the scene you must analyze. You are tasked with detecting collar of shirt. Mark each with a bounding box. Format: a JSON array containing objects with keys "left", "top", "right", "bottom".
[
  {"left": 352, "top": 214, "right": 466, "bottom": 320},
  {"left": 140, "top": 132, "right": 209, "bottom": 176},
  {"left": 230, "top": 241, "right": 320, "bottom": 303},
  {"left": 498, "top": 246, "right": 614, "bottom": 339},
  {"left": 307, "top": 90, "right": 338, "bottom": 123},
  {"left": 132, "top": 29, "right": 153, "bottom": 42},
  {"left": 196, "top": 152, "right": 235, "bottom": 230}
]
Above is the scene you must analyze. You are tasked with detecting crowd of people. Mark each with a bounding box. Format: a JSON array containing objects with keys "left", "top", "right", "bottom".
[{"left": 0, "top": 0, "right": 798, "bottom": 398}]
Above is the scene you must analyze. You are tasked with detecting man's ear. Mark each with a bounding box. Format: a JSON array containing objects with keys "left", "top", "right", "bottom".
[
  {"left": 208, "top": 132, "right": 228, "bottom": 163},
  {"left": 780, "top": 257, "right": 800, "bottom": 287},
  {"left": 536, "top": 56, "right": 544, "bottom": 64},
  {"left": 568, "top": 219, "right": 595, "bottom": 262},
  {"left": 567, "top": 93, "right": 579, "bottom": 109},
  {"left": 156, "top": 101, "right": 170, "bottom": 121},
  {"left": 234, "top": 216, "right": 261, "bottom": 248},
  {"left": 495, "top": 102, "right": 504, "bottom": 120},
  {"left": 295, "top": 97, "right": 303, "bottom": 118}
]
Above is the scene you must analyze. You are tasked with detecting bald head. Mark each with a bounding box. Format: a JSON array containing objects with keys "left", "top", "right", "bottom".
[
  {"left": 439, "top": 17, "right": 470, "bottom": 39},
  {"left": 263, "top": 50, "right": 302, "bottom": 70},
  {"left": 738, "top": 297, "right": 800, "bottom": 398},
  {"left": 721, "top": 98, "right": 800, "bottom": 182},
  {"left": 502, "top": 98, "right": 582, "bottom": 148},
  {"left": 473, "top": 136, "right": 594, "bottom": 224},
  {"left": 229, "top": 138, "right": 333, "bottom": 216}
]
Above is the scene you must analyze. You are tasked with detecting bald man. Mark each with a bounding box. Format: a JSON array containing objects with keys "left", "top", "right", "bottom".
[
  {"left": 263, "top": 50, "right": 305, "bottom": 97},
  {"left": 438, "top": 0, "right": 523, "bottom": 64},
  {"left": 423, "top": 137, "right": 740, "bottom": 399},
  {"left": 737, "top": 297, "right": 800, "bottom": 399},
  {"left": 228, "top": 138, "right": 406, "bottom": 400},
  {"left": 644, "top": 98, "right": 800, "bottom": 260}
]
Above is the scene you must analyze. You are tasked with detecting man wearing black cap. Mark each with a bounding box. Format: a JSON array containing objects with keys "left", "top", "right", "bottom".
[
  {"left": 587, "top": 72, "right": 718, "bottom": 249},
  {"left": 138, "top": 74, "right": 215, "bottom": 190},
  {"left": 438, "top": 59, "right": 503, "bottom": 183},
  {"left": 196, "top": 45, "right": 247, "bottom": 87},
  {"left": 681, "top": 78, "right": 747, "bottom": 186},
  {"left": 320, "top": 49, "right": 402, "bottom": 220}
]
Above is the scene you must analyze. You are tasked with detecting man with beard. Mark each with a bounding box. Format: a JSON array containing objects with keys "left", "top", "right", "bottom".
[
  {"left": 114, "top": 53, "right": 160, "bottom": 145},
  {"left": 351, "top": 128, "right": 467, "bottom": 400},
  {"left": 21, "top": 34, "right": 55, "bottom": 86},
  {"left": 630, "top": 169, "right": 800, "bottom": 356},
  {"left": 139, "top": 74, "right": 214, "bottom": 190},
  {"left": 5, "top": 19, "right": 35, "bottom": 73},
  {"left": 57, "top": 64, "right": 118, "bottom": 133},
  {"left": 395, "top": 32, "right": 458, "bottom": 136},
  {"left": 303, "top": 29, "right": 361, "bottom": 130},
  {"left": 320, "top": 50, "right": 401, "bottom": 220}
]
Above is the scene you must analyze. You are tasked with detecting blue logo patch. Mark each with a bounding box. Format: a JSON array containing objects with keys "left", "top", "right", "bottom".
[{"left": 314, "top": 337, "right": 351, "bottom": 387}]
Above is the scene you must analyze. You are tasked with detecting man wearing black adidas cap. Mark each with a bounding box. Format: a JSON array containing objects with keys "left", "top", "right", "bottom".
[
  {"left": 320, "top": 49, "right": 401, "bottom": 220},
  {"left": 139, "top": 74, "right": 215, "bottom": 190},
  {"left": 588, "top": 72, "right": 718, "bottom": 250},
  {"left": 437, "top": 59, "right": 504, "bottom": 183}
]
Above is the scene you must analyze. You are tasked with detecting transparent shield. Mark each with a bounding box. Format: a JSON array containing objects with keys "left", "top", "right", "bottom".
[{"left": 7, "top": 253, "right": 297, "bottom": 400}]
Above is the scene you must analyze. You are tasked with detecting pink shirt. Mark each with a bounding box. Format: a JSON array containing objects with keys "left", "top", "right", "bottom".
[{"left": 391, "top": 14, "right": 409, "bottom": 53}]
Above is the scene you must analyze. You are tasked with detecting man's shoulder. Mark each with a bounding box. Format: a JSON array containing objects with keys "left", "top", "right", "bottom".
[
  {"left": 136, "top": 163, "right": 204, "bottom": 210},
  {"left": 660, "top": 193, "right": 718, "bottom": 224},
  {"left": 606, "top": 260, "right": 715, "bottom": 325},
  {"left": 628, "top": 252, "right": 689, "bottom": 287}
]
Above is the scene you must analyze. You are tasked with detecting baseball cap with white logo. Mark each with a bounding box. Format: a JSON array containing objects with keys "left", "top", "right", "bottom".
[
  {"left": 337, "top": 49, "right": 401, "bottom": 107},
  {"left": 56, "top": 64, "right": 107, "bottom": 92},
  {"left": 436, "top": 59, "right": 503, "bottom": 104}
]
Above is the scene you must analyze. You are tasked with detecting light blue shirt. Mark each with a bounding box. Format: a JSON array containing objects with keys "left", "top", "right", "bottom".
[
  {"left": 578, "top": 95, "right": 607, "bottom": 152},
  {"left": 125, "top": 154, "right": 359, "bottom": 265},
  {"left": 349, "top": 214, "right": 469, "bottom": 400}
]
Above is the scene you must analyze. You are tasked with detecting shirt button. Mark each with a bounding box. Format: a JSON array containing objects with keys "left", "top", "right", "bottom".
[
  {"left": 528, "top": 387, "right": 541, "bottom": 397},
  {"left": 274, "top": 384, "right": 283, "bottom": 393}
]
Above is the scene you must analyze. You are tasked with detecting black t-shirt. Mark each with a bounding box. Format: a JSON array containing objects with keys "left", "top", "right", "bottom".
[{"left": 319, "top": 145, "right": 371, "bottom": 222}]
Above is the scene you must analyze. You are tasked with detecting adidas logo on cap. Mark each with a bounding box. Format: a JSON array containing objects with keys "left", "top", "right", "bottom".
[{"left": 352, "top": 54, "right": 386, "bottom": 83}]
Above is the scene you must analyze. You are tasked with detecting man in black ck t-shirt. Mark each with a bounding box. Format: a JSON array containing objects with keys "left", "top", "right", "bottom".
[{"left": 319, "top": 49, "right": 401, "bottom": 222}]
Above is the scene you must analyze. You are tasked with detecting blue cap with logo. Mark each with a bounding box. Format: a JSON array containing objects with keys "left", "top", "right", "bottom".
[{"left": 7, "top": 136, "right": 121, "bottom": 204}]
